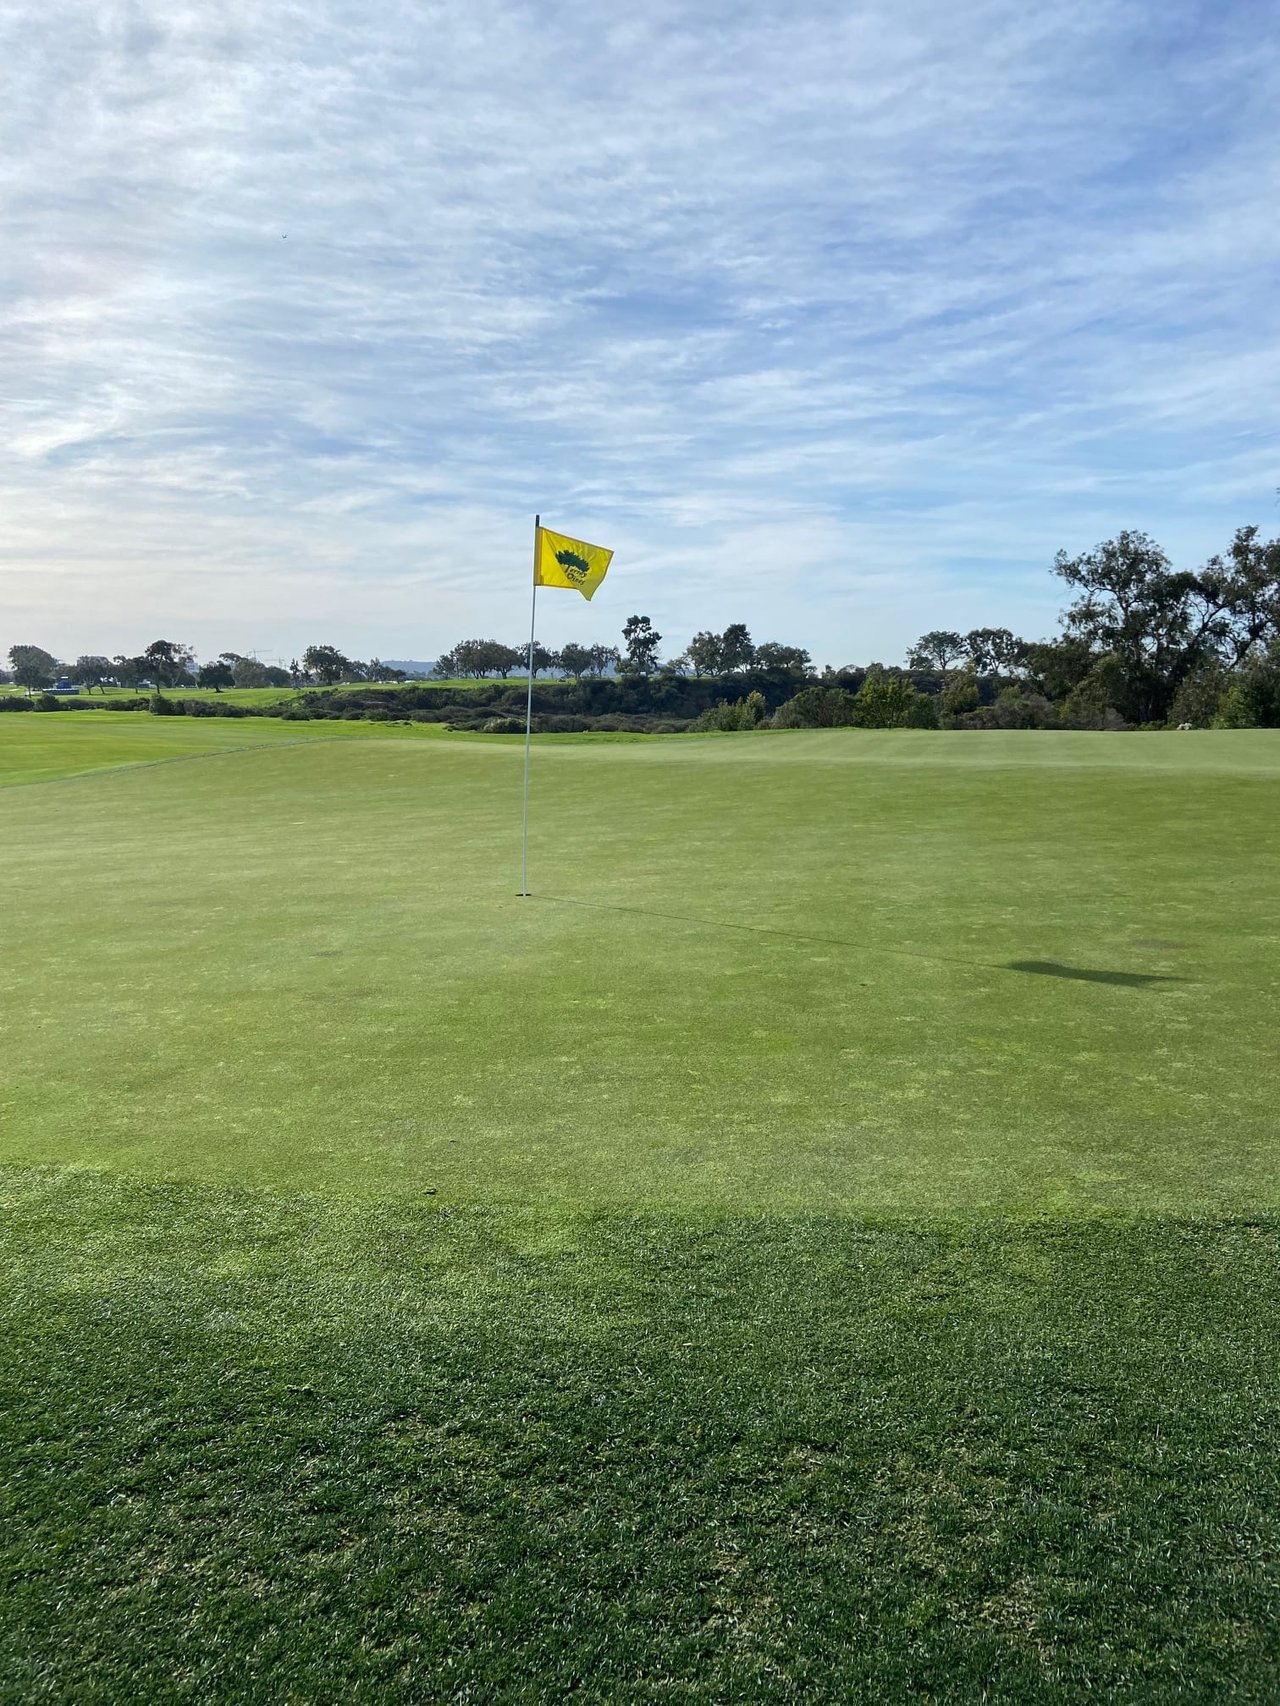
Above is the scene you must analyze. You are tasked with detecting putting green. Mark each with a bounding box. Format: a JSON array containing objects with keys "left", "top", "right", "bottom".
[{"left": 2, "top": 718, "right": 1277, "bottom": 1212}]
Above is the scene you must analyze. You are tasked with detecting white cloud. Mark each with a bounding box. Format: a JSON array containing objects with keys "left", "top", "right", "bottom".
[{"left": 1, "top": 0, "right": 1278, "bottom": 663}]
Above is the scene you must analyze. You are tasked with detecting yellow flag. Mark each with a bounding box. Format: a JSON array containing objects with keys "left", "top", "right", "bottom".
[{"left": 535, "top": 525, "right": 613, "bottom": 601}]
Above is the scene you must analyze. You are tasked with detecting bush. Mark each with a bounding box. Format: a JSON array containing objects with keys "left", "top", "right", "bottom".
[
  {"left": 0, "top": 695, "right": 35, "bottom": 711},
  {"left": 34, "top": 693, "right": 63, "bottom": 712},
  {"left": 1214, "top": 645, "right": 1280, "bottom": 729},
  {"left": 772, "top": 686, "right": 857, "bottom": 728},
  {"left": 538, "top": 715, "right": 594, "bottom": 733},
  {"left": 1168, "top": 661, "right": 1230, "bottom": 729},
  {"left": 103, "top": 697, "right": 150, "bottom": 712},
  {"left": 961, "top": 688, "right": 1058, "bottom": 729},
  {"left": 480, "top": 717, "right": 526, "bottom": 734},
  {"left": 691, "top": 692, "right": 767, "bottom": 732},
  {"left": 178, "top": 699, "right": 250, "bottom": 718},
  {"left": 148, "top": 692, "right": 182, "bottom": 716},
  {"left": 850, "top": 668, "right": 938, "bottom": 728},
  {"left": 940, "top": 671, "right": 980, "bottom": 726}
]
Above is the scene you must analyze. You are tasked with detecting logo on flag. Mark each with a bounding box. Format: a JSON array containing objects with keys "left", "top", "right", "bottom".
[{"left": 535, "top": 527, "right": 613, "bottom": 601}]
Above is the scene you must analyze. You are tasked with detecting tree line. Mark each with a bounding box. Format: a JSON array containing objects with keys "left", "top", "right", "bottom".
[
  {"left": 6, "top": 524, "right": 1279, "bottom": 729},
  {"left": 1, "top": 642, "right": 411, "bottom": 694}
]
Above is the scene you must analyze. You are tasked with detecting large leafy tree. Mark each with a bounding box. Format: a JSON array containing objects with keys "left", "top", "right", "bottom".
[
  {"left": 585, "top": 643, "right": 619, "bottom": 678},
  {"left": 143, "top": 640, "right": 196, "bottom": 688},
  {"left": 557, "top": 642, "right": 591, "bottom": 678},
  {"left": 435, "top": 640, "right": 522, "bottom": 678},
  {"left": 303, "top": 645, "right": 354, "bottom": 684},
  {"left": 753, "top": 642, "right": 811, "bottom": 674},
  {"left": 620, "top": 616, "right": 661, "bottom": 676},
  {"left": 1051, "top": 529, "right": 1280, "bottom": 724},
  {"left": 718, "top": 623, "right": 756, "bottom": 673},
  {"left": 8, "top": 645, "right": 59, "bottom": 692},
  {"left": 906, "top": 630, "right": 965, "bottom": 675},
  {"left": 197, "top": 661, "right": 235, "bottom": 692},
  {"left": 113, "top": 654, "right": 149, "bottom": 690},
  {"left": 71, "top": 655, "right": 115, "bottom": 693},
  {"left": 684, "top": 631, "right": 723, "bottom": 676},
  {"left": 962, "top": 628, "right": 1024, "bottom": 674},
  {"left": 231, "top": 657, "right": 269, "bottom": 688},
  {"left": 1198, "top": 525, "right": 1280, "bottom": 666}
]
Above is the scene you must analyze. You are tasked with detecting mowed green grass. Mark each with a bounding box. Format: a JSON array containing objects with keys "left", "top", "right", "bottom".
[
  {"left": 2, "top": 719, "right": 1279, "bottom": 1698},
  {"left": 0, "top": 708, "right": 460, "bottom": 787}
]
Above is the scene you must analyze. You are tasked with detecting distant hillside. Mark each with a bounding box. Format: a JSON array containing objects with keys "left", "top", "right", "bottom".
[{"left": 383, "top": 660, "right": 436, "bottom": 677}]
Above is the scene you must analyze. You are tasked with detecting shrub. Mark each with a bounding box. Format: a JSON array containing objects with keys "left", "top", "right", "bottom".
[
  {"left": 481, "top": 717, "right": 526, "bottom": 734},
  {"left": 178, "top": 699, "right": 250, "bottom": 718},
  {"left": 963, "top": 687, "right": 1058, "bottom": 729},
  {"left": 1168, "top": 661, "right": 1230, "bottom": 729},
  {"left": 1214, "top": 644, "right": 1280, "bottom": 729},
  {"left": 34, "top": 693, "right": 63, "bottom": 712},
  {"left": 850, "top": 667, "right": 937, "bottom": 728},
  {"left": 772, "top": 686, "right": 856, "bottom": 728},
  {"left": 940, "top": 671, "right": 981, "bottom": 726},
  {"left": 692, "top": 698, "right": 755, "bottom": 732},
  {"left": 0, "top": 695, "right": 35, "bottom": 711},
  {"left": 538, "top": 715, "right": 593, "bottom": 733},
  {"left": 148, "top": 692, "right": 182, "bottom": 716},
  {"left": 103, "top": 697, "right": 150, "bottom": 712}
]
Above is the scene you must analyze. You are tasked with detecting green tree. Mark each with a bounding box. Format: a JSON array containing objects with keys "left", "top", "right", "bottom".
[
  {"left": 852, "top": 666, "right": 938, "bottom": 728},
  {"left": 1168, "top": 659, "right": 1230, "bottom": 727},
  {"left": 753, "top": 642, "right": 811, "bottom": 674},
  {"left": 71, "top": 655, "right": 114, "bottom": 694},
  {"left": 113, "top": 654, "right": 149, "bottom": 691},
  {"left": 963, "top": 627, "right": 1024, "bottom": 675},
  {"left": 303, "top": 645, "right": 354, "bottom": 684},
  {"left": 940, "top": 670, "right": 980, "bottom": 724},
  {"left": 436, "top": 640, "right": 522, "bottom": 678},
  {"left": 1050, "top": 529, "right": 1275, "bottom": 724},
  {"left": 197, "top": 662, "right": 235, "bottom": 692},
  {"left": 485, "top": 642, "right": 523, "bottom": 678},
  {"left": 718, "top": 623, "right": 755, "bottom": 673},
  {"left": 529, "top": 642, "right": 559, "bottom": 678},
  {"left": 262, "top": 665, "right": 292, "bottom": 687},
  {"left": 232, "top": 657, "right": 270, "bottom": 688},
  {"left": 585, "top": 644, "right": 620, "bottom": 678},
  {"left": 8, "top": 645, "right": 58, "bottom": 693},
  {"left": 906, "top": 630, "right": 965, "bottom": 676},
  {"left": 1215, "top": 642, "right": 1280, "bottom": 728},
  {"left": 620, "top": 616, "right": 661, "bottom": 676},
  {"left": 143, "top": 640, "right": 196, "bottom": 688},
  {"left": 1199, "top": 526, "right": 1280, "bottom": 666},
  {"left": 1018, "top": 636, "right": 1097, "bottom": 703},
  {"left": 557, "top": 642, "right": 592, "bottom": 678},
  {"left": 684, "top": 631, "right": 723, "bottom": 677}
]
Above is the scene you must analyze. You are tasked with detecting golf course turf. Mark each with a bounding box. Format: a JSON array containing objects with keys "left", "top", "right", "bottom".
[{"left": 2, "top": 715, "right": 1278, "bottom": 1697}]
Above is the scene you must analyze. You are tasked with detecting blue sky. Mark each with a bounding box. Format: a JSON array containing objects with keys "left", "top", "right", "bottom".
[{"left": 2, "top": 0, "right": 1277, "bottom": 667}]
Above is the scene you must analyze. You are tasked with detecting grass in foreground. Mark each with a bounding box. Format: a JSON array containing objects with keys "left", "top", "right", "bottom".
[
  {"left": 2, "top": 1171, "right": 1278, "bottom": 1700},
  {"left": 2, "top": 722, "right": 1279, "bottom": 1697}
]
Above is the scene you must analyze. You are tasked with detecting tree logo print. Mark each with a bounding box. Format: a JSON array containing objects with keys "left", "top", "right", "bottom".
[{"left": 555, "top": 549, "right": 591, "bottom": 586}]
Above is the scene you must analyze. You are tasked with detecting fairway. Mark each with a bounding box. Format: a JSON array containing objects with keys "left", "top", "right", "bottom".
[
  {"left": 3, "top": 718, "right": 1279, "bottom": 1697},
  {"left": 3, "top": 719, "right": 1277, "bottom": 1211}
]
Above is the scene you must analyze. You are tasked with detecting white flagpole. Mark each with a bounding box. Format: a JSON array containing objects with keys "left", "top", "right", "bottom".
[{"left": 519, "top": 514, "right": 539, "bottom": 896}]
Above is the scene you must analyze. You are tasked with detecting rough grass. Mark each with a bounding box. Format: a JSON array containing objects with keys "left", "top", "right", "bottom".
[{"left": 2, "top": 721, "right": 1279, "bottom": 1698}]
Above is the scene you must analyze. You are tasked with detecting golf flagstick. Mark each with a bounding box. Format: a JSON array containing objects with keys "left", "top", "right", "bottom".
[{"left": 519, "top": 514, "right": 539, "bottom": 896}]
